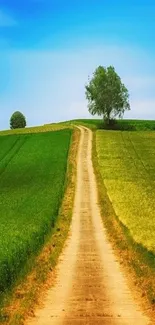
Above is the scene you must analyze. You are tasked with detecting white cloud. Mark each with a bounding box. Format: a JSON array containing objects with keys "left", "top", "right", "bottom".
[{"left": 0, "top": 9, "right": 17, "bottom": 27}]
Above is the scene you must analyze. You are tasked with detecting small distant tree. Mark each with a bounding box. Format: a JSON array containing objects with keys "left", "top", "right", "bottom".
[
  {"left": 85, "top": 65, "right": 130, "bottom": 125},
  {"left": 10, "top": 111, "right": 26, "bottom": 129}
]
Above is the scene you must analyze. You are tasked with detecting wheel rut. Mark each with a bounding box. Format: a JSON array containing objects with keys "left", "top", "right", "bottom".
[{"left": 27, "top": 126, "right": 151, "bottom": 325}]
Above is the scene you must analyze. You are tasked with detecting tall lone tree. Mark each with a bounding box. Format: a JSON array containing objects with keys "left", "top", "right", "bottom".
[
  {"left": 10, "top": 111, "right": 26, "bottom": 129},
  {"left": 85, "top": 65, "right": 130, "bottom": 125}
]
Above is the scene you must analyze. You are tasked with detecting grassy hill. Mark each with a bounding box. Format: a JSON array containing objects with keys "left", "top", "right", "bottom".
[
  {"left": 0, "top": 122, "right": 72, "bottom": 136},
  {"left": 1, "top": 119, "right": 155, "bottom": 136},
  {"left": 68, "top": 118, "right": 155, "bottom": 130}
]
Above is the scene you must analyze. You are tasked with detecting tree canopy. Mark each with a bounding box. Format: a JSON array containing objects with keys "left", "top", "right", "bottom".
[
  {"left": 85, "top": 65, "right": 130, "bottom": 124},
  {"left": 10, "top": 111, "right": 26, "bottom": 129}
]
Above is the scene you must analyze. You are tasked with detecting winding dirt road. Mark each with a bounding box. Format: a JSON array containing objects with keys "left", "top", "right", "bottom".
[{"left": 27, "top": 126, "right": 151, "bottom": 325}]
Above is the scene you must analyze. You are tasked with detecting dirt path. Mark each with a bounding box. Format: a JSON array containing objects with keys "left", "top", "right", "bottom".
[{"left": 27, "top": 126, "right": 151, "bottom": 325}]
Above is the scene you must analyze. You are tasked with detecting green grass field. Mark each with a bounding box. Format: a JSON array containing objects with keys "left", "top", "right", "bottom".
[
  {"left": 0, "top": 129, "right": 72, "bottom": 294},
  {"left": 69, "top": 118, "right": 155, "bottom": 131},
  {"left": 96, "top": 130, "right": 155, "bottom": 253},
  {"left": 0, "top": 122, "right": 71, "bottom": 136},
  {"left": 1, "top": 119, "right": 155, "bottom": 135},
  {"left": 1, "top": 118, "right": 155, "bottom": 300}
]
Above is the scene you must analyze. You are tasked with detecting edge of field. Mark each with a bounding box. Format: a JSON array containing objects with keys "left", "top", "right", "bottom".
[
  {"left": 92, "top": 129, "right": 155, "bottom": 321},
  {"left": 0, "top": 123, "right": 73, "bottom": 136},
  {"left": 1, "top": 127, "right": 80, "bottom": 325}
]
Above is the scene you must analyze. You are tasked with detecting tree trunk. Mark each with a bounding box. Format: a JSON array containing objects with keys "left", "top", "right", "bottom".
[{"left": 105, "top": 113, "right": 110, "bottom": 126}]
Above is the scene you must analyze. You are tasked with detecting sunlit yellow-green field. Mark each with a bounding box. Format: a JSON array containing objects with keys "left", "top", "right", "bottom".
[
  {"left": 0, "top": 122, "right": 72, "bottom": 136},
  {"left": 96, "top": 130, "right": 155, "bottom": 253}
]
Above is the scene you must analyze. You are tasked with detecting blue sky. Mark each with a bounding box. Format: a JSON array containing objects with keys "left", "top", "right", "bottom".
[{"left": 0, "top": 0, "right": 155, "bottom": 129}]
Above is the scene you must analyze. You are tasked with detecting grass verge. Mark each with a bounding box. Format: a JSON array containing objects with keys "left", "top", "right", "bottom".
[
  {"left": 0, "top": 128, "right": 80, "bottom": 325},
  {"left": 92, "top": 130, "right": 155, "bottom": 318}
]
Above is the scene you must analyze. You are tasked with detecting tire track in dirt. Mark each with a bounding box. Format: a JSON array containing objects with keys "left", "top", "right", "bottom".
[{"left": 26, "top": 126, "right": 151, "bottom": 325}]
